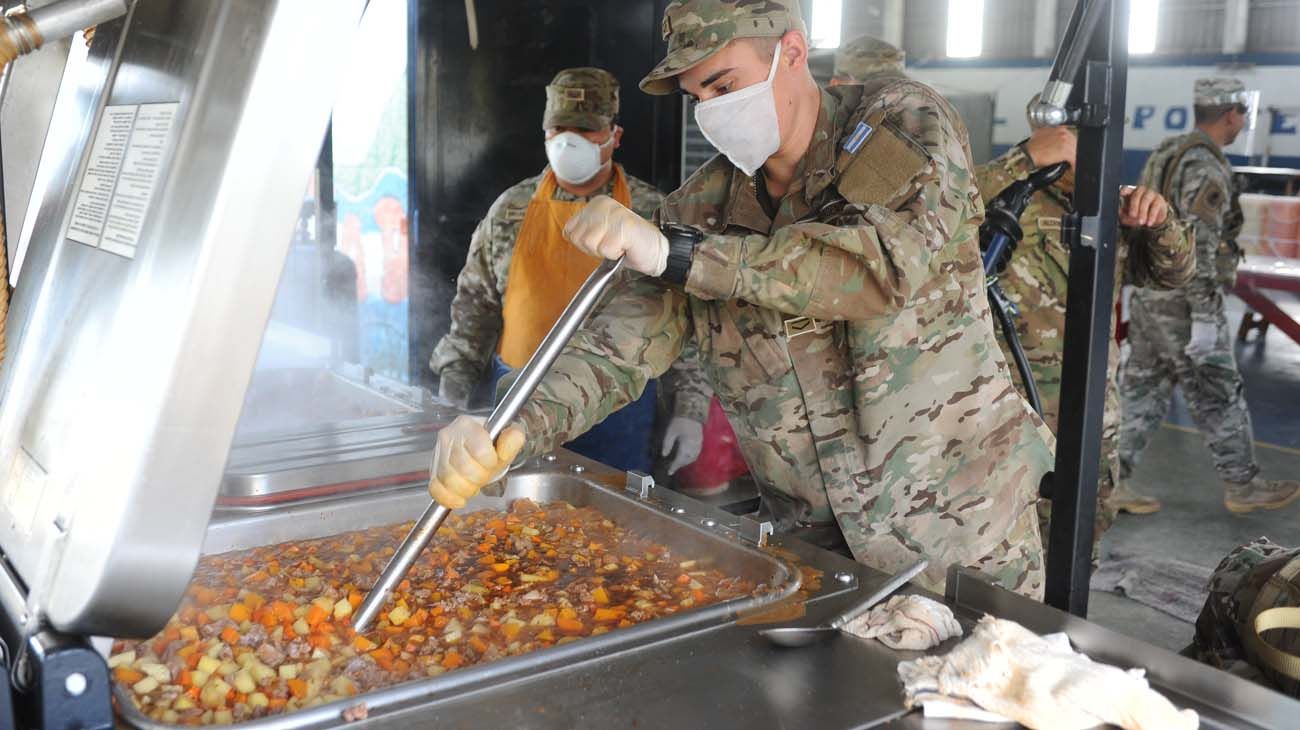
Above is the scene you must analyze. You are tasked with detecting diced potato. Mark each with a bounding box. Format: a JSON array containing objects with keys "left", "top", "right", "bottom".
[
  {"left": 388, "top": 604, "right": 411, "bottom": 626},
  {"left": 311, "top": 596, "right": 335, "bottom": 612},
  {"left": 304, "top": 659, "right": 332, "bottom": 680},
  {"left": 278, "top": 663, "right": 300, "bottom": 680},
  {"left": 333, "top": 597, "right": 353, "bottom": 620},
  {"left": 179, "top": 626, "right": 200, "bottom": 642},
  {"left": 235, "top": 652, "right": 257, "bottom": 668},
  {"left": 293, "top": 618, "right": 310, "bottom": 636},
  {"left": 131, "top": 676, "right": 159, "bottom": 694},
  {"left": 206, "top": 605, "right": 228, "bottom": 620},
  {"left": 529, "top": 613, "right": 555, "bottom": 627},
  {"left": 161, "top": 709, "right": 180, "bottom": 723},
  {"left": 330, "top": 675, "right": 357, "bottom": 696},
  {"left": 217, "top": 660, "right": 239, "bottom": 677},
  {"left": 200, "top": 677, "right": 231, "bottom": 708},
  {"left": 174, "top": 696, "right": 196, "bottom": 711},
  {"left": 249, "top": 661, "right": 277, "bottom": 683},
  {"left": 232, "top": 668, "right": 256, "bottom": 694},
  {"left": 196, "top": 655, "right": 221, "bottom": 675},
  {"left": 107, "top": 650, "right": 135, "bottom": 669},
  {"left": 304, "top": 576, "right": 322, "bottom": 591},
  {"left": 248, "top": 691, "right": 270, "bottom": 708},
  {"left": 213, "top": 709, "right": 233, "bottom": 724},
  {"left": 443, "top": 629, "right": 462, "bottom": 644},
  {"left": 190, "top": 670, "right": 210, "bottom": 689},
  {"left": 205, "top": 642, "right": 224, "bottom": 659},
  {"left": 138, "top": 662, "right": 171, "bottom": 683}
]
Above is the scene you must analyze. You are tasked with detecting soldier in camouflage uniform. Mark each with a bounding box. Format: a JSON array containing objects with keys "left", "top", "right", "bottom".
[
  {"left": 1121, "top": 77, "right": 1300, "bottom": 514},
  {"left": 975, "top": 121, "right": 1194, "bottom": 553},
  {"left": 427, "top": 67, "right": 710, "bottom": 472},
  {"left": 426, "top": 0, "right": 1055, "bottom": 599},
  {"left": 831, "top": 35, "right": 906, "bottom": 84}
]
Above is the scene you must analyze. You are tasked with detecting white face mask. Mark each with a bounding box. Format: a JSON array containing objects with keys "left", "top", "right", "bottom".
[
  {"left": 693, "top": 45, "right": 783, "bottom": 177},
  {"left": 545, "top": 131, "right": 613, "bottom": 185}
]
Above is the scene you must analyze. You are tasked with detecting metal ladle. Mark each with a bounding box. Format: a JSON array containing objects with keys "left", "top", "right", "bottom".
[
  {"left": 759, "top": 559, "right": 929, "bottom": 648},
  {"left": 353, "top": 257, "right": 625, "bottom": 632}
]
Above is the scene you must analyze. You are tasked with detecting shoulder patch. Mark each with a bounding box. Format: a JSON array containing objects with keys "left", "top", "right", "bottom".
[
  {"left": 1191, "top": 180, "right": 1228, "bottom": 223},
  {"left": 836, "top": 111, "right": 930, "bottom": 209},
  {"left": 842, "top": 121, "right": 874, "bottom": 154}
]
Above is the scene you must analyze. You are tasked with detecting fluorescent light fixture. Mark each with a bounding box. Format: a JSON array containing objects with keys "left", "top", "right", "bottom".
[
  {"left": 1129, "top": 0, "right": 1159, "bottom": 54},
  {"left": 947, "top": 0, "right": 984, "bottom": 58},
  {"left": 811, "top": 0, "right": 843, "bottom": 49}
]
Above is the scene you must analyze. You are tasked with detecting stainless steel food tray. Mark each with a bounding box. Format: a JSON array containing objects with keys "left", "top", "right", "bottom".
[{"left": 118, "top": 454, "right": 801, "bottom": 729}]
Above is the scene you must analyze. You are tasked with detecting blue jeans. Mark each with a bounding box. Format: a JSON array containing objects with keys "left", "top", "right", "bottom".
[{"left": 489, "top": 356, "right": 656, "bottom": 473}]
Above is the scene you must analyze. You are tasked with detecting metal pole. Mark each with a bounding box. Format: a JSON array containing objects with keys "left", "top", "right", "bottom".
[
  {"left": 1044, "top": 0, "right": 1129, "bottom": 616},
  {"left": 353, "top": 257, "right": 625, "bottom": 632}
]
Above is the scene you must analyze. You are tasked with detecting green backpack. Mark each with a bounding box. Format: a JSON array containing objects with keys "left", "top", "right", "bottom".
[{"left": 1193, "top": 537, "right": 1300, "bottom": 696}]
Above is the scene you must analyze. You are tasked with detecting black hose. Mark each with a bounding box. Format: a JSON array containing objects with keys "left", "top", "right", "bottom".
[{"left": 988, "top": 283, "right": 1043, "bottom": 417}]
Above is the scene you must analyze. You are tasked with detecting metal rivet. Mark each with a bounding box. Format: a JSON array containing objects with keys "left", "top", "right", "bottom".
[
  {"left": 700, "top": 518, "right": 717, "bottom": 528},
  {"left": 671, "top": 507, "right": 687, "bottom": 515},
  {"left": 543, "top": 454, "right": 558, "bottom": 462},
  {"left": 65, "top": 672, "right": 87, "bottom": 697},
  {"left": 834, "top": 571, "right": 854, "bottom": 584},
  {"left": 569, "top": 464, "right": 585, "bottom": 473}
]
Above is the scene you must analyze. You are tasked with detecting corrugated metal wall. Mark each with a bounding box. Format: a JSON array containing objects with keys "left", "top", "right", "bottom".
[
  {"left": 841, "top": 0, "right": 890, "bottom": 41},
  {"left": 903, "top": 0, "right": 950, "bottom": 62},
  {"left": 1157, "top": 0, "right": 1225, "bottom": 54},
  {"left": 1248, "top": 0, "right": 1300, "bottom": 51},
  {"left": 984, "top": 0, "right": 1039, "bottom": 57}
]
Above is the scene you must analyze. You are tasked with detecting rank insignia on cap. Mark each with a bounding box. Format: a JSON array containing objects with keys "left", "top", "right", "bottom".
[
  {"left": 561, "top": 88, "right": 586, "bottom": 102},
  {"left": 843, "top": 121, "right": 874, "bottom": 154}
]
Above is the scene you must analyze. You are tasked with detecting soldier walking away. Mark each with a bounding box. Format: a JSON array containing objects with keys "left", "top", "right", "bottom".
[
  {"left": 975, "top": 115, "right": 1193, "bottom": 557},
  {"left": 427, "top": 67, "right": 710, "bottom": 473},
  {"left": 421, "top": 0, "right": 1056, "bottom": 599},
  {"left": 1120, "top": 78, "right": 1300, "bottom": 515}
]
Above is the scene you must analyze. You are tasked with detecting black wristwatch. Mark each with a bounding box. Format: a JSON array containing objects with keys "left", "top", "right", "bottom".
[{"left": 659, "top": 223, "right": 703, "bottom": 285}]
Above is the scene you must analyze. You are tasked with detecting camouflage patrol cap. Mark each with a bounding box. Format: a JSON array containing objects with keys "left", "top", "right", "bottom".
[
  {"left": 640, "top": 0, "right": 807, "bottom": 95},
  {"left": 544, "top": 67, "right": 619, "bottom": 131},
  {"left": 1194, "top": 77, "right": 1250, "bottom": 106},
  {"left": 833, "top": 35, "right": 905, "bottom": 82}
]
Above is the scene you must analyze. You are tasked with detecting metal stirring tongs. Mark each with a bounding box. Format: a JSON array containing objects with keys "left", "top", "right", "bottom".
[{"left": 353, "top": 257, "right": 626, "bottom": 632}]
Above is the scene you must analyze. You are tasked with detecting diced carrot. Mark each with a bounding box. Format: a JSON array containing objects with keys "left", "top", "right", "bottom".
[
  {"left": 268, "top": 698, "right": 288, "bottom": 711},
  {"left": 227, "top": 603, "right": 251, "bottom": 623},
  {"left": 369, "top": 647, "right": 395, "bottom": 671},
  {"left": 348, "top": 591, "right": 363, "bottom": 609},
  {"left": 164, "top": 626, "right": 182, "bottom": 642},
  {"left": 692, "top": 589, "right": 708, "bottom": 603},
  {"left": 219, "top": 626, "right": 240, "bottom": 645},
  {"left": 179, "top": 669, "right": 193, "bottom": 688},
  {"left": 307, "top": 634, "right": 333, "bottom": 651},
  {"left": 153, "top": 637, "right": 170, "bottom": 655},
  {"left": 556, "top": 616, "right": 584, "bottom": 635},
  {"left": 491, "top": 562, "right": 510, "bottom": 573},
  {"left": 353, "top": 636, "right": 377, "bottom": 652},
  {"left": 440, "top": 651, "right": 464, "bottom": 670},
  {"left": 593, "top": 608, "right": 625, "bottom": 622},
  {"left": 305, "top": 604, "right": 328, "bottom": 627},
  {"left": 246, "top": 570, "right": 269, "bottom": 583},
  {"left": 315, "top": 621, "right": 336, "bottom": 635},
  {"left": 185, "top": 651, "right": 202, "bottom": 670},
  {"left": 432, "top": 615, "right": 450, "bottom": 630},
  {"left": 398, "top": 579, "right": 411, "bottom": 592},
  {"left": 186, "top": 686, "right": 201, "bottom": 701},
  {"left": 113, "top": 667, "right": 144, "bottom": 685},
  {"left": 467, "top": 636, "right": 488, "bottom": 654},
  {"left": 675, "top": 574, "right": 691, "bottom": 585},
  {"left": 502, "top": 622, "right": 523, "bottom": 640},
  {"left": 194, "top": 611, "right": 211, "bottom": 626},
  {"left": 286, "top": 679, "right": 308, "bottom": 699},
  {"left": 475, "top": 541, "right": 493, "bottom": 553},
  {"left": 271, "top": 601, "right": 295, "bottom": 622},
  {"left": 283, "top": 625, "right": 298, "bottom": 641},
  {"left": 591, "top": 587, "right": 610, "bottom": 605},
  {"left": 382, "top": 625, "right": 404, "bottom": 635},
  {"left": 234, "top": 692, "right": 248, "bottom": 705},
  {"left": 393, "top": 659, "right": 412, "bottom": 675}
]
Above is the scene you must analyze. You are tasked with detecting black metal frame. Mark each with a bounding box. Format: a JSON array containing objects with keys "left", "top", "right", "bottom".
[{"left": 1044, "top": 0, "right": 1130, "bottom": 616}]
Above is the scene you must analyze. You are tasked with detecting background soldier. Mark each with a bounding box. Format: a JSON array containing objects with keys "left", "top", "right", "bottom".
[
  {"left": 975, "top": 119, "right": 1194, "bottom": 556},
  {"left": 830, "top": 35, "right": 906, "bottom": 85},
  {"left": 427, "top": 67, "right": 708, "bottom": 473},
  {"left": 423, "top": 0, "right": 1055, "bottom": 598},
  {"left": 1120, "top": 77, "right": 1300, "bottom": 514}
]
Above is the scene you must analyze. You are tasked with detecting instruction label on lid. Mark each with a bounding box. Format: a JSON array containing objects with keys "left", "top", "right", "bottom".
[{"left": 67, "top": 102, "right": 179, "bottom": 258}]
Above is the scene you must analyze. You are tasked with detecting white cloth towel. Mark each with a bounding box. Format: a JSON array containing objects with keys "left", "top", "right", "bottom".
[
  {"left": 841, "top": 594, "right": 963, "bottom": 651},
  {"left": 897, "top": 616, "right": 1199, "bottom": 730}
]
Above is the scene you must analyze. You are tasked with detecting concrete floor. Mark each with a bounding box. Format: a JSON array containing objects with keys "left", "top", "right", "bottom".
[{"left": 1088, "top": 292, "right": 1300, "bottom": 651}]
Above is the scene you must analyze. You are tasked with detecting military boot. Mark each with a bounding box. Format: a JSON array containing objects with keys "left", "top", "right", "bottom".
[
  {"left": 1109, "top": 481, "right": 1162, "bottom": 515},
  {"left": 1223, "top": 477, "right": 1300, "bottom": 514}
]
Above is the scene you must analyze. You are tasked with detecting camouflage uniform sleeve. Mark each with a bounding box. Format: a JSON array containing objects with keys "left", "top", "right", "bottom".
[
  {"left": 513, "top": 275, "right": 691, "bottom": 458},
  {"left": 428, "top": 202, "right": 507, "bottom": 407},
  {"left": 662, "top": 337, "right": 712, "bottom": 423},
  {"left": 626, "top": 174, "right": 666, "bottom": 221},
  {"left": 684, "top": 97, "right": 977, "bottom": 321},
  {"left": 1175, "top": 157, "right": 1231, "bottom": 321},
  {"left": 1120, "top": 215, "right": 1195, "bottom": 290},
  {"left": 973, "top": 144, "right": 1034, "bottom": 205}
]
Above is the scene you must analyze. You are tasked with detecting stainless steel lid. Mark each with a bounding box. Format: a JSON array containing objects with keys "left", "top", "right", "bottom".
[{"left": 0, "top": 0, "right": 366, "bottom": 637}]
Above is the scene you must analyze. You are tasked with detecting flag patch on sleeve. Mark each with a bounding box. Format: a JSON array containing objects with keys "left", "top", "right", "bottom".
[{"left": 842, "top": 121, "right": 874, "bottom": 154}]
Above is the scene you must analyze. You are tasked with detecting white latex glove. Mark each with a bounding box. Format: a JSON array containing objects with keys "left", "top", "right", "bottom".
[
  {"left": 428, "top": 415, "right": 525, "bottom": 509},
  {"left": 563, "top": 195, "right": 668, "bottom": 277},
  {"left": 1184, "top": 319, "right": 1218, "bottom": 362},
  {"left": 897, "top": 616, "right": 1199, "bottom": 730},
  {"left": 841, "top": 594, "right": 962, "bottom": 651},
  {"left": 661, "top": 416, "right": 704, "bottom": 475}
]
